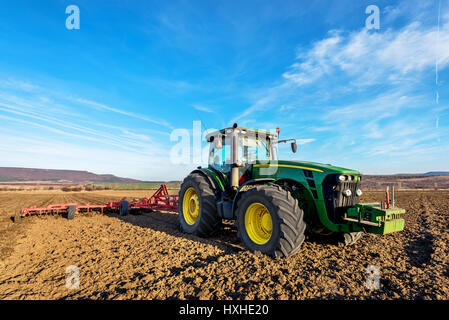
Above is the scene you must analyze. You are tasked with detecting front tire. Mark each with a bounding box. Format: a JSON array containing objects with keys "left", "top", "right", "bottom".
[
  {"left": 236, "top": 185, "right": 306, "bottom": 258},
  {"left": 178, "top": 173, "right": 220, "bottom": 237}
]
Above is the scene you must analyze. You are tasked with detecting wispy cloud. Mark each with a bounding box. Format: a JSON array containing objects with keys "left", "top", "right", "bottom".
[
  {"left": 283, "top": 19, "right": 449, "bottom": 87},
  {"left": 0, "top": 78, "right": 40, "bottom": 92},
  {"left": 0, "top": 78, "right": 183, "bottom": 179},
  {"left": 76, "top": 98, "right": 174, "bottom": 129},
  {"left": 296, "top": 138, "right": 315, "bottom": 145},
  {"left": 230, "top": 82, "right": 291, "bottom": 123},
  {"left": 324, "top": 90, "right": 422, "bottom": 122},
  {"left": 192, "top": 104, "right": 215, "bottom": 113},
  {"left": 234, "top": 11, "right": 449, "bottom": 122}
]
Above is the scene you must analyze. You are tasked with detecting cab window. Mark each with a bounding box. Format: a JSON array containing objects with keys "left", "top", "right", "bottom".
[
  {"left": 209, "top": 136, "right": 231, "bottom": 173},
  {"left": 238, "top": 135, "right": 271, "bottom": 164}
]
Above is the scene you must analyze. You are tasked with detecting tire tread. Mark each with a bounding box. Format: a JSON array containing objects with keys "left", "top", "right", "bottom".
[{"left": 236, "top": 184, "right": 306, "bottom": 258}]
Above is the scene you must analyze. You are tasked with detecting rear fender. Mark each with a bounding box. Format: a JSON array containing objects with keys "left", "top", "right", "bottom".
[{"left": 190, "top": 168, "right": 225, "bottom": 195}]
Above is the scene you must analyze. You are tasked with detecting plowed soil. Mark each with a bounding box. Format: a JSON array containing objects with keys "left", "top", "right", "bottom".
[{"left": 0, "top": 190, "right": 448, "bottom": 300}]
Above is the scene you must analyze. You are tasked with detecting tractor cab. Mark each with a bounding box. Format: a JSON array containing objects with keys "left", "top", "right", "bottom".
[
  {"left": 207, "top": 128, "right": 275, "bottom": 171},
  {"left": 205, "top": 124, "right": 296, "bottom": 190}
]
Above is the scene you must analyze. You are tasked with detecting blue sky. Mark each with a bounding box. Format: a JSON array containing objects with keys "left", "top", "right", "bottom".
[{"left": 0, "top": 0, "right": 448, "bottom": 180}]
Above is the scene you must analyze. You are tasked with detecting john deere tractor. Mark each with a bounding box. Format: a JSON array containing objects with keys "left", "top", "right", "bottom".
[{"left": 178, "top": 124, "right": 405, "bottom": 257}]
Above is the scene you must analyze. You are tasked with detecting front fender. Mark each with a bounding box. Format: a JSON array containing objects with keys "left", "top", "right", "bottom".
[{"left": 231, "top": 178, "right": 275, "bottom": 219}]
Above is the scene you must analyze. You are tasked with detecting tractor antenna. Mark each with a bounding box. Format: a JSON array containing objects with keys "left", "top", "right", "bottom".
[{"left": 193, "top": 108, "right": 210, "bottom": 138}]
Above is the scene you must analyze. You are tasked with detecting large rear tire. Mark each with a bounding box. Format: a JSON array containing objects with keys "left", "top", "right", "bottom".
[
  {"left": 236, "top": 185, "right": 306, "bottom": 258},
  {"left": 178, "top": 173, "right": 220, "bottom": 237}
]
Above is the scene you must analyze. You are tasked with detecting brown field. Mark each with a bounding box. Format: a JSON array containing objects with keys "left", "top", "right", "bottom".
[
  {"left": 362, "top": 175, "right": 449, "bottom": 190},
  {"left": 0, "top": 189, "right": 448, "bottom": 300}
]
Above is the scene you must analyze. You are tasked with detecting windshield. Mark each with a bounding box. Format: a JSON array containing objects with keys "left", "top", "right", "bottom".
[
  {"left": 208, "top": 132, "right": 278, "bottom": 172},
  {"left": 238, "top": 134, "right": 276, "bottom": 164}
]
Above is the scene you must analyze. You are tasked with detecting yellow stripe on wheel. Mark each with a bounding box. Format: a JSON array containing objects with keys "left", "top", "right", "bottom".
[
  {"left": 183, "top": 187, "right": 199, "bottom": 225},
  {"left": 245, "top": 203, "right": 272, "bottom": 245}
]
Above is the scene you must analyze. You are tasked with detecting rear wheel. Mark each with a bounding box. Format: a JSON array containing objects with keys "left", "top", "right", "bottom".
[
  {"left": 178, "top": 173, "right": 220, "bottom": 237},
  {"left": 236, "top": 185, "right": 306, "bottom": 258}
]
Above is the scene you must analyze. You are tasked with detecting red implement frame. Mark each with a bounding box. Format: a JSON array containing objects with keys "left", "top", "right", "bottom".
[{"left": 20, "top": 184, "right": 179, "bottom": 217}]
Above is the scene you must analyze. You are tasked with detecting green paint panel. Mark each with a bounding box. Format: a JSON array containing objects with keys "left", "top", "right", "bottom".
[{"left": 251, "top": 160, "right": 405, "bottom": 235}]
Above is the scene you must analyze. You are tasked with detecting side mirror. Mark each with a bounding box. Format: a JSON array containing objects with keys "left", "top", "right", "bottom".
[{"left": 291, "top": 141, "right": 297, "bottom": 153}]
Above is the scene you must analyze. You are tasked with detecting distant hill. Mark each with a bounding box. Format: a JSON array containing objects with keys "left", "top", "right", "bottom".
[
  {"left": 0, "top": 167, "right": 143, "bottom": 184},
  {"left": 424, "top": 171, "right": 449, "bottom": 176}
]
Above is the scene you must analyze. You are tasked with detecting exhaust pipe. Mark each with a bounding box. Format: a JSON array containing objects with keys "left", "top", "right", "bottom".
[{"left": 231, "top": 123, "right": 239, "bottom": 190}]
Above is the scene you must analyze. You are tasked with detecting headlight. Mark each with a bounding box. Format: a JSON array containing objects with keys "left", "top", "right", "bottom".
[
  {"left": 356, "top": 189, "right": 363, "bottom": 197},
  {"left": 343, "top": 189, "right": 352, "bottom": 197},
  {"left": 338, "top": 175, "right": 346, "bottom": 182}
]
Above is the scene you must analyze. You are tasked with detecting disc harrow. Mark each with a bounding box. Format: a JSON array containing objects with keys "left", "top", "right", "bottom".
[{"left": 19, "top": 184, "right": 178, "bottom": 219}]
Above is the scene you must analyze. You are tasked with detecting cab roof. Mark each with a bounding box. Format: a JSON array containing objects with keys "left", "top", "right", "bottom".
[{"left": 205, "top": 127, "right": 278, "bottom": 141}]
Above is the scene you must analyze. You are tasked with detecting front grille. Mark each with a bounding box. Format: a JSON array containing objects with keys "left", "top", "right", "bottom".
[
  {"left": 336, "top": 181, "right": 359, "bottom": 207},
  {"left": 323, "top": 174, "right": 361, "bottom": 223}
]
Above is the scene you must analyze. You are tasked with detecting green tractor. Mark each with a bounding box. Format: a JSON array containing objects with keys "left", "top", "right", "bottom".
[{"left": 178, "top": 124, "right": 405, "bottom": 257}]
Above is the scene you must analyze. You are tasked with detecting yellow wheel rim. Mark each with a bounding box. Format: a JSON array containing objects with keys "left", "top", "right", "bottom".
[
  {"left": 182, "top": 187, "right": 199, "bottom": 225},
  {"left": 245, "top": 203, "right": 273, "bottom": 245}
]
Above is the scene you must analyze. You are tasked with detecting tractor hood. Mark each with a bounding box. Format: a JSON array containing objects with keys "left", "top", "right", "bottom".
[
  {"left": 288, "top": 161, "right": 361, "bottom": 175},
  {"left": 255, "top": 160, "right": 362, "bottom": 176}
]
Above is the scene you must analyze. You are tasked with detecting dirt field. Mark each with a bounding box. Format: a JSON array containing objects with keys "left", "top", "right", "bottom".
[{"left": 0, "top": 189, "right": 448, "bottom": 300}]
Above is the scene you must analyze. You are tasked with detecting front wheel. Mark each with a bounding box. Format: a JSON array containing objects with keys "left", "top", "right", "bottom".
[{"left": 236, "top": 185, "right": 306, "bottom": 258}]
